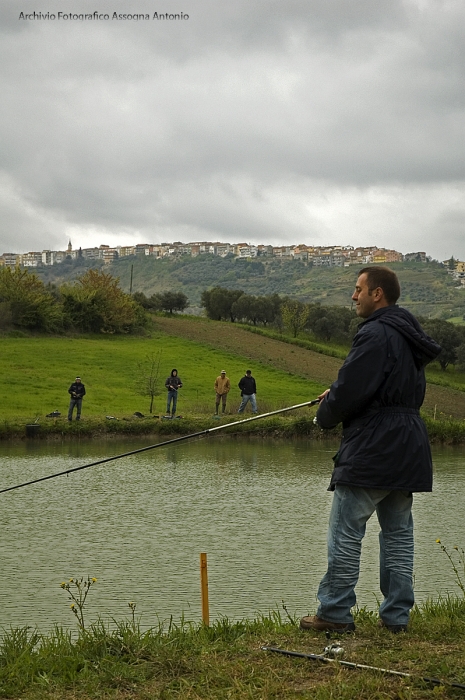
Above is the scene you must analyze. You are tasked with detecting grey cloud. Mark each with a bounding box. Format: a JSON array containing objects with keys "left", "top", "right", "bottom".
[
  {"left": 0, "top": 0, "right": 464, "bottom": 257},
  {"left": 430, "top": 208, "right": 465, "bottom": 257}
]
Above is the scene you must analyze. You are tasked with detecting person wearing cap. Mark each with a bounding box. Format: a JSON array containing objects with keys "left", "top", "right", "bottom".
[
  {"left": 237, "top": 370, "right": 258, "bottom": 414},
  {"left": 68, "top": 376, "right": 86, "bottom": 421},
  {"left": 214, "top": 370, "right": 231, "bottom": 415}
]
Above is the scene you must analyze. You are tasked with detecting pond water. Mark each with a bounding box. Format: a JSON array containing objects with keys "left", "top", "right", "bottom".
[{"left": 0, "top": 437, "right": 463, "bottom": 630}]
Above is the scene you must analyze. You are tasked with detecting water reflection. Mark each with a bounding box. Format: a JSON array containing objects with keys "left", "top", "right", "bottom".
[{"left": 0, "top": 438, "right": 463, "bottom": 630}]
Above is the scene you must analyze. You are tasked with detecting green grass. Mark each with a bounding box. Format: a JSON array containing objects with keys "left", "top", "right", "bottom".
[
  {"left": 0, "top": 334, "right": 325, "bottom": 422},
  {"left": 2, "top": 599, "right": 465, "bottom": 699},
  {"left": 446, "top": 316, "right": 465, "bottom": 325},
  {"left": 423, "top": 415, "right": 465, "bottom": 444}
]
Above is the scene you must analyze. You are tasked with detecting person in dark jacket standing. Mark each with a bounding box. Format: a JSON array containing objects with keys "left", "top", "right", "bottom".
[
  {"left": 237, "top": 370, "right": 258, "bottom": 414},
  {"left": 165, "top": 369, "right": 182, "bottom": 416},
  {"left": 300, "top": 267, "right": 441, "bottom": 634},
  {"left": 68, "top": 376, "right": 86, "bottom": 421}
]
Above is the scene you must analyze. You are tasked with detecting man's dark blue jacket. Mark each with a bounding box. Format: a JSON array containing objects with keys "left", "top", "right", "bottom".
[
  {"left": 316, "top": 306, "right": 441, "bottom": 492},
  {"left": 68, "top": 382, "right": 86, "bottom": 399}
]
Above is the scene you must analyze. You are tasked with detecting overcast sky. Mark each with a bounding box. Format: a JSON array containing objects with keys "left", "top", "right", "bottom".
[{"left": 1, "top": 0, "right": 464, "bottom": 260}]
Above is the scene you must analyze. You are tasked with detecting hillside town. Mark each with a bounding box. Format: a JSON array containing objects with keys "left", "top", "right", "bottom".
[
  {"left": 3, "top": 238, "right": 465, "bottom": 283},
  {"left": 1, "top": 239, "right": 428, "bottom": 269}
]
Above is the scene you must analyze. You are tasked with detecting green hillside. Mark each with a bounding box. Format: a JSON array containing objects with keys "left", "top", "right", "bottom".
[{"left": 36, "top": 256, "right": 465, "bottom": 320}]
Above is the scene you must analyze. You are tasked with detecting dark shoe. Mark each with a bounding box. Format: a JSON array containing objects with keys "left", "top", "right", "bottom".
[
  {"left": 300, "top": 615, "right": 355, "bottom": 632},
  {"left": 377, "top": 619, "right": 407, "bottom": 633}
]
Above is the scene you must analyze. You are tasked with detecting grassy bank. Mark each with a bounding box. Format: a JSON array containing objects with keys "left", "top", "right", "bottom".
[
  {"left": 3, "top": 412, "right": 465, "bottom": 445},
  {"left": 0, "top": 412, "right": 338, "bottom": 442},
  {"left": 2, "top": 596, "right": 465, "bottom": 699}
]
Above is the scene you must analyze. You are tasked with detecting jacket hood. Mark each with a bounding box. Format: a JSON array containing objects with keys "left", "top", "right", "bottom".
[
  {"left": 170, "top": 369, "right": 178, "bottom": 376},
  {"left": 364, "top": 306, "right": 441, "bottom": 368}
]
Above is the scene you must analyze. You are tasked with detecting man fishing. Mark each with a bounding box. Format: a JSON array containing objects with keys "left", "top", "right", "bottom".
[
  {"left": 165, "top": 368, "right": 183, "bottom": 417},
  {"left": 300, "top": 267, "right": 441, "bottom": 634},
  {"left": 237, "top": 369, "right": 258, "bottom": 414},
  {"left": 68, "top": 376, "right": 86, "bottom": 421}
]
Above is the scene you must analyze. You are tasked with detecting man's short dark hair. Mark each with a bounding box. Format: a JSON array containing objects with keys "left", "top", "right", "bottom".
[{"left": 359, "top": 266, "right": 400, "bottom": 305}]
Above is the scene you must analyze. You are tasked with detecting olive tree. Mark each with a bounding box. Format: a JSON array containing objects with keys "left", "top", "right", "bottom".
[
  {"left": 421, "top": 318, "right": 461, "bottom": 371},
  {"left": 158, "top": 291, "right": 189, "bottom": 314},
  {"left": 201, "top": 286, "right": 244, "bottom": 322},
  {"left": 281, "top": 299, "right": 310, "bottom": 338}
]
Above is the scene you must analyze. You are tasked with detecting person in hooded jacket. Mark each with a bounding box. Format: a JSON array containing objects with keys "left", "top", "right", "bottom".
[
  {"left": 165, "top": 369, "right": 182, "bottom": 416},
  {"left": 300, "top": 267, "right": 441, "bottom": 635}
]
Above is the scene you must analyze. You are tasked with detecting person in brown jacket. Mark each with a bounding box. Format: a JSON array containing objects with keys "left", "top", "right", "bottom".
[{"left": 214, "top": 370, "right": 231, "bottom": 415}]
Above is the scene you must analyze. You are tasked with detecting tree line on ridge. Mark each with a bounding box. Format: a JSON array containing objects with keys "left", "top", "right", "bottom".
[{"left": 1, "top": 268, "right": 465, "bottom": 372}]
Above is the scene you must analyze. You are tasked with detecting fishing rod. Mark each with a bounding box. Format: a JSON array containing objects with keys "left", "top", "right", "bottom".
[
  {"left": 0, "top": 399, "right": 321, "bottom": 496},
  {"left": 262, "top": 646, "right": 465, "bottom": 691}
]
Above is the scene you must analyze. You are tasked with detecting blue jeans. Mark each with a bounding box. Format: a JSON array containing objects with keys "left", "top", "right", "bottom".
[
  {"left": 238, "top": 393, "right": 257, "bottom": 413},
  {"left": 316, "top": 485, "right": 414, "bottom": 627},
  {"left": 68, "top": 398, "right": 82, "bottom": 420},
  {"left": 166, "top": 390, "right": 178, "bottom": 414}
]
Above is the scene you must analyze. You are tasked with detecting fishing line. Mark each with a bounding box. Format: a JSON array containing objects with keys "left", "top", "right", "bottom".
[{"left": 0, "top": 399, "right": 320, "bottom": 496}]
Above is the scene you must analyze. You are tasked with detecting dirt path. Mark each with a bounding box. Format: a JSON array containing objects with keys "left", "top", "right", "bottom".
[{"left": 154, "top": 316, "right": 465, "bottom": 418}]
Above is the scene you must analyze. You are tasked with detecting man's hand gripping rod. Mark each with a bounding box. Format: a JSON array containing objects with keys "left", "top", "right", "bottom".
[{"left": 0, "top": 399, "right": 321, "bottom": 496}]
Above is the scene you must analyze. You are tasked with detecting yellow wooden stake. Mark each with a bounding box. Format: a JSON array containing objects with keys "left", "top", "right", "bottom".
[{"left": 200, "top": 552, "right": 209, "bottom": 626}]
